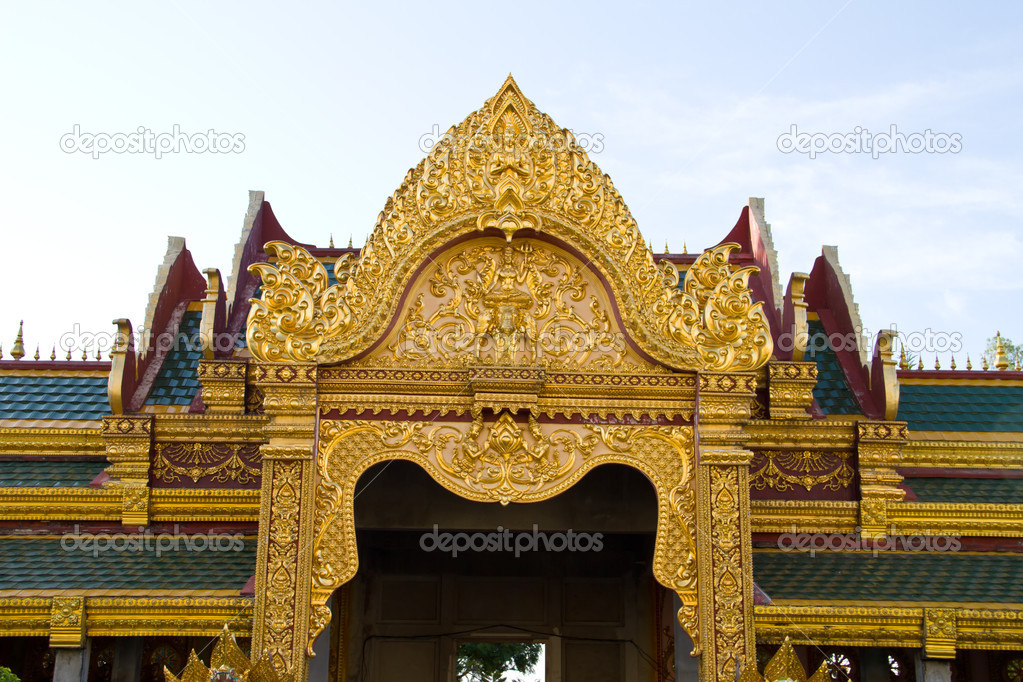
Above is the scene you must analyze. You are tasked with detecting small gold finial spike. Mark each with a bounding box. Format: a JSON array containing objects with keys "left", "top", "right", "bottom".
[
  {"left": 983, "top": 356, "right": 989, "bottom": 370},
  {"left": 348, "top": 235, "right": 353, "bottom": 248},
  {"left": 950, "top": 355, "right": 956, "bottom": 370},
  {"left": 50, "top": 345, "right": 56, "bottom": 361},
  {"left": 81, "top": 348, "right": 88, "bottom": 361},
  {"left": 1016, "top": 358, "right": 1022, "bottom": 371},
  {"left": 995, "top": 331, "right": 1010, "bottom": 371},
  {"left": 65, "top": 347, "right": 72, "bottom": 361},
  {"left": 917, "top": 357, "right": 923, "bottom": 370},
  {"left": 966, "top": 355, "right": 972, "bottom": 370},
  {"left": 33, "top": 345, "right": 40, "bottom": 361},
  {"left": 934, "top": 356, "right": 940, "bottom": 370},
  {"left": 648, "top": 240, "right": 653, "bottom": 252},
  {"left": 898, "top": 347, "right": 908, "bottom": 370},
  {"left": 95, "top": 347, "right": 102, "bottom": 361},
  {"left": 682, "top": 242, "right": 688, "bottom": 254},
  {"left": 0, "top": 344, "right": 3, "bottom": 360},
  {"left": 11, "top": 321, "right": 25, "bottom": 361},
  {"left": 664, "top": 241, "right": 670, "bottom": 254},
  {"left": 329, "top": 233, "right": 334, "bottom": 248}
]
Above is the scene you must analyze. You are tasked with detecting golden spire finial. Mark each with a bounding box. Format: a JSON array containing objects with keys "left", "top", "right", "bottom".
[
  {"left": 648, "top": 240, "right": 653, "bottom": 253},
  {"left": 664, "top": 240, "right": 670, "bottom": 254},
  {"left": 95, "top": 347, "right": 102, "bottom": 361},
  {"left": 348, "top": 235, "right": 353, "bottom": 248},
  {"left": 1017, "top": 358, "right": 1022, "bottom": 371},
  {"left": 917, "top": 356, "right": 923, "bottom": 370},
  {"left": 81, "top": 348, "right": 88, "bottom": 361},
  {"left": 11, "top": 321, "right": 25, "bottom": 361},
  {"left": 65, "top": 347, "right": 72, "bottom": 361},
  {"left": 934, "top": 356, "right": 940, "bottom": 370},
  {"left": 995, "top": 331, "right": 1010, "bottom": 371},
  {"left": 950, "top": 355, "right": 956, "bottom": 370},
  {"left": 329, "top": 233, "right": 334, "bottom": 248},
  {"left": 682, "top": 242, "right": 688, "bottom": 254},
  {"left": 50, "top": 345, "right": 56, "bottom": 361},
  {"left": 33, "top": 345, "right": 40, "bottom": 361},
  {"left": 898, "top": 347, "right": 908, "bottom": 370},
  {"left": 966, "top": 354, "right": 972, "bottom": 370},
  {"left": 983, "top": 355, "right": 989, "bottom": 370}
]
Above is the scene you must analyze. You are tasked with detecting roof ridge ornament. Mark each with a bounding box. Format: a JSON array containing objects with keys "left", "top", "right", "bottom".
[{"left": 246, "top": 80, "right": 772, "bottom": 371}]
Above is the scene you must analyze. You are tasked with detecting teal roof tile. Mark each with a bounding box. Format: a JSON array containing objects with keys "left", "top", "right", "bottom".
[
  {"left": 0, "top": 537, "right": 256, "bottom": 591},
  {"left": 906, "top": 477, "right": 1023, "bottom": 504},
  {"left": 145, "top": 311, "right": 203, "bottom": 406},
  {"left": 0, "top": 461, "right": 106, "bottom": 487},
  {"left": 754, "top": 550, "right": 1023, "bottom": 602},
  {"left": 0, "top": 374, "right": 109, "bottom": 420},
  {"left": 897, "top": 384, "right": 1023, "bottom": 432},
  {"left": 805, "top": 321, "right": 861, "bottom": 415}
]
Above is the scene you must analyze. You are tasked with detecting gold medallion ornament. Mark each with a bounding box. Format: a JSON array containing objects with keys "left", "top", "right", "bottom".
[{"left": 245, "top": 77, "right": 772, "bottom": 372}]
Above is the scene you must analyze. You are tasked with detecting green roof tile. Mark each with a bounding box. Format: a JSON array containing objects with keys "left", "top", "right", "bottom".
[
  {"left": 906, "top": 477, "right": 1023, "bottom": 504},
  {"left": 0, "top": 374, "right": 110, "bottom": 420},
  {"left": 0, "top": 537, "right": 255, "bottom": 591},
  {"left": 146, "top": 311, "right": 203, "bottom": 406},
  {"left": 897, "top": 384, "right": 1023, "bottom": 432},
  {"left": 754, "top": 550, "right": 1023, "bottom": 603},
  {"left": 805, "top": 321, "right": 861, "bottom": 415},
  {"left": 0, "top": 461, "right": 106, "bottom": 487}
]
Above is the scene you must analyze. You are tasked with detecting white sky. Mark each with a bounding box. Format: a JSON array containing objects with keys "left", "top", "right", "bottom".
[{"left": 1, "top": 1, "right": 1020, "bottom": 363}]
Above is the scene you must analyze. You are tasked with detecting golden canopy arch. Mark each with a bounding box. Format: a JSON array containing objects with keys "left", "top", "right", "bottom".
[{"left": 245, "top": 77, "right": 770, "bottom": 682}]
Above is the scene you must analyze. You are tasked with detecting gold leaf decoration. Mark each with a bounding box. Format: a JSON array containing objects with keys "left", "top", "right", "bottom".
[{"left": 245, "top": 77, "right": 772, "bottom": 372}]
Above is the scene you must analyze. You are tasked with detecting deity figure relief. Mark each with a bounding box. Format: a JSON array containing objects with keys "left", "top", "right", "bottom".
[{"left": 475, "top": 246, "right": 536, "bottom": 363}]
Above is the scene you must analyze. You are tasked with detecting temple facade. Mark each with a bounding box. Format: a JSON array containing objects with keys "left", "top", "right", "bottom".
[{"left": 0, "top": 78, "right": 1021, "bottom": 682}]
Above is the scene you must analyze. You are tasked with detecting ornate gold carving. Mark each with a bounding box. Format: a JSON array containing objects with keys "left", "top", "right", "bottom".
[
  {"left": 85, "top": 597, "right": 253, "bottom": 636},
  {"left": 102, "top": 415, "right": 154, "bottom": 525},
  {"left": 153, "top": 442, "right": 261, "bottom": 486},
  {"left": 164, "top": 626, "right": 294, "bottom": 682},
  {"left": 245, "top": 78, "right": 772, "bottom": 373},
  {"left": 260, "top": 460, "right": 303, "bottom": 673},
  {"left": 924, "top": 608, "right": 957, "bottom": 658},
  {"left": 766, "top": 361, "right": 817, "bottom": 420},
  {"left": 49, "top": 596, "right": 85, "bottom": 648},
  {"left": 750, "top": 500, "right": 860, "bottom": 534},
  {"left": 308, "top": 417, "right": 699, "bottom": 656},
  {"left": 750, "top": 450, "right": 854, "bottom": 492},
  {"left": 857, "top": 420, "right": 908, "bottom": 539},
  {"left": 197, "top": 360, "right": 249, "bottom": 414},
  {"left": 740, "top": 637, "right": 831, "bottom": 681},
  {"left": 378, "top": 240, "right": 640, "bottom": 370},
  {"left": 0, "top": 427, "right": 104, "bottom": 457},
  {"left": 757, "top": 604, "right": 1023, "bottom": 651},
  {"left": 702, "top": 466, "right": 748, "bottom": 679}
]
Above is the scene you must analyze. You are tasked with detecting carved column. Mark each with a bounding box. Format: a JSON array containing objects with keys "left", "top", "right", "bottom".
[
  {"left": 251, "top": 363, "right": 318, "bottom": 680},
  {"left": 197, "top": 359, "right": 248, "bottom": 413},
  {"left": 696, "top": 372, "right": 757, "bottom": 682},
  {"left": 101, "top": 415, "right": 153, "bottom": 526},
  {"left": 857, "top": 421, "right": 908, "bottom": 540}
]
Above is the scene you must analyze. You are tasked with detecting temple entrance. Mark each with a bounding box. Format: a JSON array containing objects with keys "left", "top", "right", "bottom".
[{"left": 323, "top": 461, "right": 676, "bottom": 681}]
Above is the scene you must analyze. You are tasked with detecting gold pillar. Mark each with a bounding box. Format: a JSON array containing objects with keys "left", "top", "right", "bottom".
[
  {"left": 857, "top": 421, "right": 908, "bottom": 540},
  {"left": 696, "top": 372, "right": 756, "bottom": 682},
  {"left": 101, "top": 415, "right": 153, "bottom": 526},
  {"left": 251, "top": 362, "right": 318, "bottom": 680}
]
